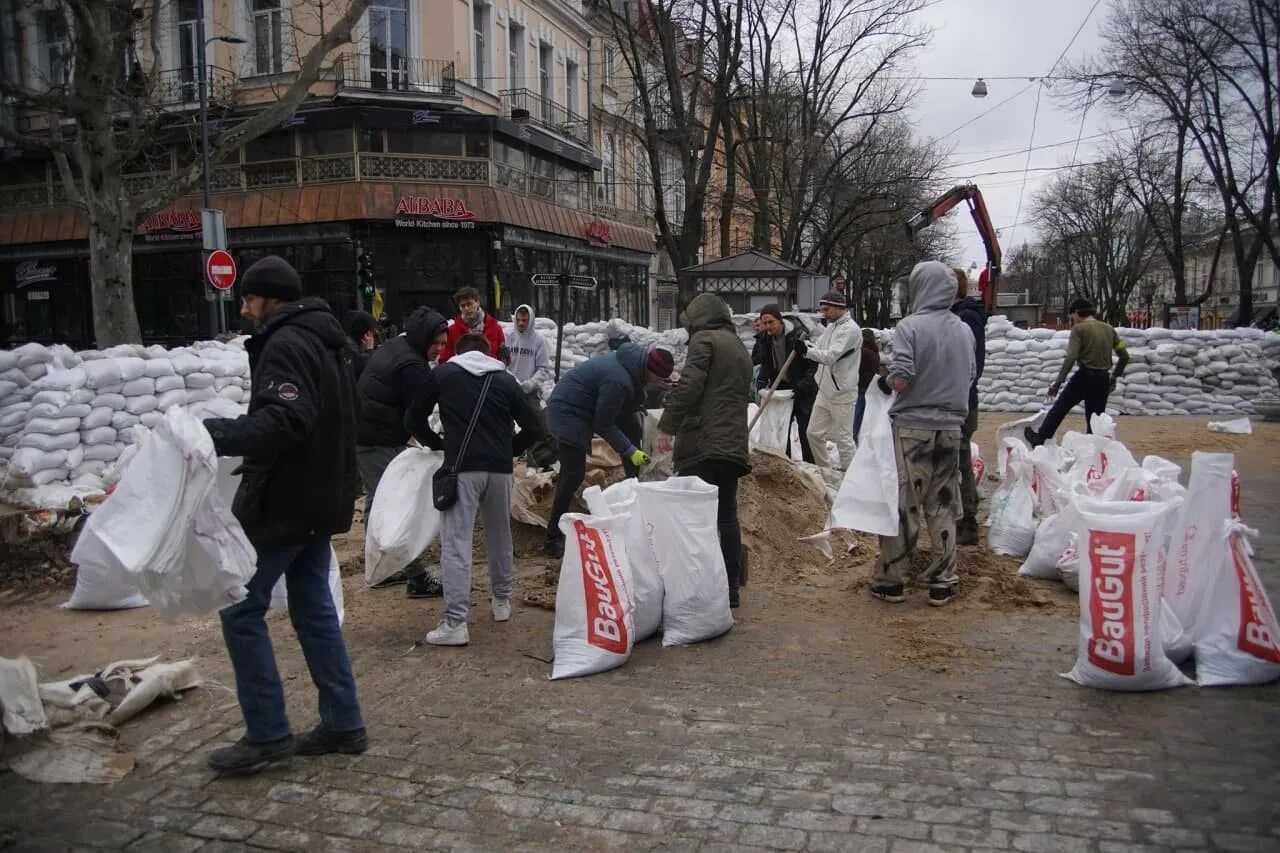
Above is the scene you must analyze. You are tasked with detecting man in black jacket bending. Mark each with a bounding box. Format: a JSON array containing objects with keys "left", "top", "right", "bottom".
[
  {"left": 355, "top": 306, "right": 449, "bottom": 597},
  {"left": 406, "top": 333, "right": 545, "bottom": 646},
  {"left": 202, "top": 256, "right": 365, "bottom": 775}
]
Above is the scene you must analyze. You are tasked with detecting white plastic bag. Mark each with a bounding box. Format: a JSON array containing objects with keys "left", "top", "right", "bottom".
[
  {"left": 270, "top": 546, "right": 345, "bottom": 626},
  {"left": 1063, "top": 496, "right": 1191, "bottom": 691},
  {"left": 1088, "top": 411, "right": 1117, "bottom": 438},
  {"left": 584, "top": 480, "right": 663, "bottom": 641},
  {"left": 995, "top": 409, "right": 1046, "bottom": 477},
  {"left": 987, "top": 457, "right": 1037, "bottom": 557},
  {"left": 363, "top": 447, "right": 444, "bottom": 586},
  {"left": 1207, "top": 417, "right": 1252, "bottom": 434},
  {"left": 1192, "top": 523, "right": 1280, "bottom": 686},
  {"left": 551, "top": 512, "right": 635, "bottom": 679},
  {"left": 830, "top": 386, "right": 898, "bottom": 536},
  {"left": 1162, "top": 451, "right": 1234, "bottom": 659},
  {"left": 749, "top": 389, "right": 794, "bottom": 454},
  {"left": 635, "top": 477, "right": 734, "bottom": 646},
  {"left": 1018, "top": 505, "right": 1078, "bottom": 580},
  {"left": 1028, "top": 445, "right": 1067, "bottom": 517}
]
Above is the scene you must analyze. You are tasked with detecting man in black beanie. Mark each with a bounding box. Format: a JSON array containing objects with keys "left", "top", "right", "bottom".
[{"left": 202, "top": 255, "right": 366, "bottom": 775}]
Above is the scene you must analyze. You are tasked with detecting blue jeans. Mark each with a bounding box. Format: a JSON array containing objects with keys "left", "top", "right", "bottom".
[{"left": 220, "top": 536, "right": 363, "bottom": 743}]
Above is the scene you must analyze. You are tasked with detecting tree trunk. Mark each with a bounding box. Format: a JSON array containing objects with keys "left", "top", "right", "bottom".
[{"left": 87, "top": 213, "right": 143, "bottom": 346}]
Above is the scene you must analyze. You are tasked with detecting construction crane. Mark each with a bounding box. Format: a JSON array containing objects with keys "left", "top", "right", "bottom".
[{"left": 905, "top": 184, "right": 1002, "bottom": 312}]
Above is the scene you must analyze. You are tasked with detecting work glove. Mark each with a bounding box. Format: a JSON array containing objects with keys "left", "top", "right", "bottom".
[
  {"left": 793, "top": 339, "right": 808, "bottom": 358},
  {"left": 876, "top": 376, "right": 892, "bottom": 395},
  {"left": 629, "top": 448, "right": 650, "bottom": 468},
  {"left": 1048, "top": 382, "right": 1061, "bottom": 397}
]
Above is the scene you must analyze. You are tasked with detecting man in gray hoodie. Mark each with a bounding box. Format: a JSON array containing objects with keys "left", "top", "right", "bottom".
[
  {"left": 506, "top": 304, "right": 556, "bottom": 468},
  {"left": 871, "top": 260, "right": 976, "bottom": 608}
]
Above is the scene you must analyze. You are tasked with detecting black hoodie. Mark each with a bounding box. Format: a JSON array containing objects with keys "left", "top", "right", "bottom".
[
  {"left": 204, "top": 298, "right": 358, "bottom": 548},
  {"left": 355, "top": 306, "right": 447, "bottom": 447}
]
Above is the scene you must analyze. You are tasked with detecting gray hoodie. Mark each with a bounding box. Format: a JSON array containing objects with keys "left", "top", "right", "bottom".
[
  {"left": 887, "top": 261, "right": 976, "bottom": 431},
  {"left": 505, "top": 303, "right": 551, "bottom": 388}
]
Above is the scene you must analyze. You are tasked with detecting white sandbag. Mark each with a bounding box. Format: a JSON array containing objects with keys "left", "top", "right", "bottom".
[
  {"left": 97, "top": 393, "right": 127, "bottom": 412},
  {"left": 68, "top": 388, "right": 94, "bottom": 405},
  {"left": 29, "top": 468, "right": 69, "bottom": 486},
  {"left": 1193, "top": 522, "right": 1280, "bottom": 686},
  {"left": 635, "top": 477, "right": 734, "bottom": 646},
  {"left": 143, "top": 359, "right": 176, "bottom": 378},
  {"left": 82, "top": 360, "right": 124, "bottom": 390},
  {"left": 1207, "top": 417, "right": 1252, "bottom": 434},
  {"left": 185, "top": 387, "right": 216, "bottom": 404},
  {"left": 8, "top": 447, "right": 68, "bottom": 478},
  {"left": 24, "top": 416, "right": 81, "bottom": 435},
  {"left": 1027, "top": 445, "right": 1067, "bottom": 517},
  {"left": 363, "top": 447, "right": 444, "bottom": 586},
  {"left": 830, "top": 386, "right": 898, "bottom": 536},
  {"left": 995, "top": 409, "right": 1047, "bottom": 477},
  {"left": 270, "top": 546, "right": 345, "bottom": 626},
  {"left": 1089, "top": 411, "right": 1117, "bottom": 438},
  {"left": 1070, "top": 438, "right": 1138, "bottom": 496},
  {"left": 0, "top": 405, "right": 31, "bottom": 428},
  {"left": 139, "top": 411, "right": 163, "bottom": 428},
  {"left": 988, "top": 456, "right": 1037, "bottom": 557},
  {"left": 30, "top": 390, "right": 70, "bottom": 409},
  {"left": 58, "top": 403, "right": 91, "bottom": 420},
  {"left": 115, "top": 357, "right": 147, "bottom": 383},
  {"left": 77, "top": 426, "right": 116, "bottom": 447},
  {"left": 13, "top": 343, "right": 52, "bottom": 368},
  {"left": 551, "top": 512, "right": 636, "bottom": 679},
  {"left": 1063, "top": 496, "right": 1191, "bottom": 691},
  {"left": 154, "top": 375, "right": 185, "bottom": 393},
  {"left": 82, "top": 443, "right": 123, "bottom": 463},
  {"left": 749, "top": 389, "right": 794, "bottom": 454},
  {"left": 1018, "top": 506, "right": 1078, "bottom": 580},
  {"left": 585, "top": 480, "right": 663, "bottom": 641},
  {"left": 34, "top": 366, "right": 87, "bottom": 392},
  {"left": 74, "top": 460, "right": 108, "bottom": 478},
  {"left": 121, "top": 377, "right": 155, "bottom": 397},
  {"left": 65, "top": 445, "right": 83, "bottom": 471},
  {"left": 217, "top": 387, "right": 245, "bottom": 403},
  {"left": 1057, "top": 534, "right": 1080, "bottom": 591},
  {"left": 157, "top": 389, "right": 189, "bottom": 410},
  {"left": 124, "top": 395, "right": 158, "bottom": 415},
  {"left": 61, "top": 562, "right": 149, "bottom": 610},
  {"left": 1163, "top": 451, "right": 1234, "bottom": 661},
  {"left": 184, "top": 372, "right": 215, "bottom": 390},
  {"left": 81, "top": 407, "right": 114, "bottom": 430},
  {"left": 18, "top": 432, "right": 79, "bottom": 452}
]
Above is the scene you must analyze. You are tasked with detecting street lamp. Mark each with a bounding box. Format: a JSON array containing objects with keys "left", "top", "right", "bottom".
[{"left": 196, "top": 26, "right": 244, "bottom": 336}]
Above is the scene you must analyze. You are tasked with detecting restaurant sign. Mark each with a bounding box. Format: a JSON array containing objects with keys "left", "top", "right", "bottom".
[
  {"left": 395, "top": 196, "right": 478, "bottom": 230},
  {"left": 141, "top": 209, "right": 203, "bottom": 241},
  {"left": 585, "top": 221, "right": 612, "bottom": 246}
]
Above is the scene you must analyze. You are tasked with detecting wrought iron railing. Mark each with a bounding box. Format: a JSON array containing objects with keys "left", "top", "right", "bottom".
[
  {"left": 300, "top": 154, "right": 357, "bottom": 183},
  {"left": 0, "top": 182, "right": 52, "bottom": 208},
  {"left": 500, "top": 88, "right": 589, "bottom": 147},
  {"left": 154, "top": 66, "right": 237, "bottom": 106},
  {"left": 334, "top": 54, "right": 458, "bottom": 97},
  {"left": 358, "top": 153, "right": 488, "bottom": 183}
]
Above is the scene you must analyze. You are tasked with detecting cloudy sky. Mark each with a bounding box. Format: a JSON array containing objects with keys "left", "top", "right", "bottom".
[{"left": 906, "top": 0, "right": 1123, "bottom": 272}]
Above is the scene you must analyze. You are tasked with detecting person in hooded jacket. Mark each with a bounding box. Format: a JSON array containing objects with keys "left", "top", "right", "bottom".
[
  {"left": 439, "top": 286, "right": 508, "bottom": 363},
  {"left": 355, "top": 305, "right": 449, "bottom": 597},
  {"left": 506, "top": 304, "right": 557, "bottom": 467},
  {"left": 871, "top": 260, "right": 976, "bottom": 609},
  {"left": 202, "top": 256, "right": 365, "bottom": 775},
  {"left": 950, "top": 268, "right": 988, "bottom": 545},
  {"left": 343, "top": 310, "right": 378, "bottom": 384},
  {"left": 752, "top": 304, "right": 817, "bottom": 463},
  {"left": 543, "top": 342, "right": 675, "bottom": 556},
  {"left": 796, "top": 291, "right": 862, "bottom": 470},
  {"left": 658, "top": 294, "right": 753, "bottom": 607},
  {"left": 405, "top": 333, "right": 545, "bottom": 646}
]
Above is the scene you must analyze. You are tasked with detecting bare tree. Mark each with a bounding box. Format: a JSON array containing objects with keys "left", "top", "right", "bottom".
[
  {"left": 1033, "top": 159, "right": 1159, "bottom": 324},
  {"left": 0, "top": 0, "right": 371, "bottom": 345}
]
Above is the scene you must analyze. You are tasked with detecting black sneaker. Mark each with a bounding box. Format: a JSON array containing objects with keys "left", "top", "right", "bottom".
[
  {"left": 406, "top": 574, "right": 444, "bottom": 598},
  {"left": 1023, "top": 426, "right": 1043, "bottom": 449},
  {"left": 207, "top": 735, "right": 295, "bottom": 775},
  {"left": 956, "top": 516, "right": 980, "bottom": 546},
  {"left": 729, "top": 588, "right": 740, "bottom": 609},
  {"left": 294, "top": 725, "right": 368, "bottom": 757},
  {"left": 870, "top": 583, "right": 906, "bottom": 603},
  {"left": 370, "top": 569, "right": 409, "bottom": 590},
  {"left": 543, "top": 537, "right": 565, "bottom": 559},
  {"left": 928, "top": 585, "right": 956, "bottom": 607}
]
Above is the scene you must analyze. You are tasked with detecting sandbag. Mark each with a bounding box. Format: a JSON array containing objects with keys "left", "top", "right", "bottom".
[
  {"left": 154, "top": 375, "right": 185, "bottom": 393},
  {"left": 551, "top": 513, "right": 635, "bottom": 679},
  {"left": 585, "top": 480, "right": 663, "bottom": 641},
  {"left": 80, "top": 426, "right": 117, "bottom": 446},
  {"left": 830, "top": 386, "right": 898, "bottom": 536},
  {"left": 18, "top": 432, "right": 79, "bottom": 452},
  {"left": 1063, "top": 496, "right": 1191, "bottom": 691},
  {"left": 995, "top": 409, "right": 1046, "bottom": 477},
  {"left": 270, "top": 546, "right": 345, "bottom": 626},
  {"left": 81, "top": 407, "right": 114, "bottom": 430},
  {"left": 635, "top": 477, "right": 733, "bottom": 646},
  {"left": 988, "top": 455, "right": 1037, "bottom": 557},
  {"left": 1088, "top": 411, "right": 1117, "bottom": 438},
  {"left": 363, "top": 447, "right": 444, "bottom": 586},
  {"left": 1162, "top": 451, "right": 1234, "bottom": 660},
  {"left": 749, "top": 388, "right": 794, "bottom": 454},
  {"left": 1193, "top": 522, "right": 1280, "bottom": 686},
  {"left": 1018, "top": 506, "right": 1077, "bottom": 580}
]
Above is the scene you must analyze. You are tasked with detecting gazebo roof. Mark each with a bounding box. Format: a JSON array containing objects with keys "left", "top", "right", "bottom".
[{"left": 680, "top": 249, "right": 808, "bottom": 276}]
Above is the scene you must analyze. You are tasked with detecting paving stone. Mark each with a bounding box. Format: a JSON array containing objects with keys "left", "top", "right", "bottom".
[
  {"left": 734, "top": 823, "right": 807, "bottom": 850},
  {"left": 186, "top": 815, "right": 259, "bottom": 842},
  {"left": 125, "top": 831, "right": 205, "bottom": 852},
  {"left": 931, "top": 825, "right": 1010, "bottom": 848}
]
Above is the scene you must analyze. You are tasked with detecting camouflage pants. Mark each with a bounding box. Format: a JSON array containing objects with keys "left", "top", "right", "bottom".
[{"left": 874, "top": 427, "right": 963, "bottom": 589}]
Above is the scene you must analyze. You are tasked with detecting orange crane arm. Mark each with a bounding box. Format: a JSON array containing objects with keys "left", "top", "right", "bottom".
[{"left": 905, "top": 183, "right": 1002, "bottom": 311}]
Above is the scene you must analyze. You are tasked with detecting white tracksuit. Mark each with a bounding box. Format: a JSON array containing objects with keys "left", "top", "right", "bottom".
[{"left": 803, "top": 312, "right": 862, "bottom": 470}]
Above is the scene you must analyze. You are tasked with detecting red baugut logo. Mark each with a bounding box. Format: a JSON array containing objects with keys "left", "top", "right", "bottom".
[
  {"left": 1088, "top": 529, "right": 1137, "bottom": 675},
  {"left": 573, "top": 519, "right": 628, "bottom": 654},
  {"left": 141, "top": 210, "right": 202, "bottom": 233},
  {"left": 1232, "top": 535, "right": 1280, "bottom": 663},
  {"left": 395, "top": 196, "right": 476, "bottom": 220}
]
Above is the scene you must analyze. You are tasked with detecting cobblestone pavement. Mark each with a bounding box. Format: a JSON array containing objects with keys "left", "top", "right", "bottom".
[{"left": 2, "top": 424, "right": 1278, "bottom": 852}]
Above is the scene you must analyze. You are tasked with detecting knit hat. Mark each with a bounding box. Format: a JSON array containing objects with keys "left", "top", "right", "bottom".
[
  {"left": 241, "top": 255, "right": 302, "bottom": 302},
  {"left": 646, "top": 347, "right": 675, "bottom": 378},
  {"left": 758, "top": 304, "right": 784, "bottom": 324},
  {"left": 344, "top": 310, "right": 376, "bottom": 341},
  {"left": 1068, "top": 297, "right": 1095, "bottom": 315},
  {"left": 818, "top": 291, "right": 848, "bottom": 309}
]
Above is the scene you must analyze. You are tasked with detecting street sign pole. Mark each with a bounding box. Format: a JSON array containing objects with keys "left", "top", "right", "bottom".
[
  {"left": 202, "top": 208, "right": 228, "bottom": 336},
  {"left": 532, "top": 271, "right": 597, "bottom": 382},
  {"left": 555, "top": 273, "right": 568, "bottom": 382}
]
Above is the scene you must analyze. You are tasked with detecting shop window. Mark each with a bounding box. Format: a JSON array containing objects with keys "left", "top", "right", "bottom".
[
  {"left": 301, "top": 128, "right": 354, "bottom": 156},
  {"left": 357, "top": 128, "right": 386, "bottom": 153},
  {"left": 465, "top": 131, "right": 491, "bottom": 158},
  {"left": 244, "top": 131, "right": 295, "bottom": 162},
  {"left": 495, "top": 141, "right": 525, "bottom": 169},
  {"left": 387, "top": 129, "right": 463, "bottom": 156}
]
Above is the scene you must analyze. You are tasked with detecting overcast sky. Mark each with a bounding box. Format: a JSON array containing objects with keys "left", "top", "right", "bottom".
[{"left": 907, "top": 0, "right": 1121, "bottom": 273}]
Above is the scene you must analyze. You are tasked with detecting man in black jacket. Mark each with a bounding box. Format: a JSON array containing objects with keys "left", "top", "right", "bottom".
[
  {"left": 202, "top": 256, "right": 365, "bottom": 775},
  {"left": 355, "top": 306, "right": 448, "bottom": 596},
  {"left": 343, "top": 309, "right": 378, "bottom": 384},
  {"left": 751, "top": 305, "right": 817, "bottom": 463},
  {"left": 405, "top": 333, "right": 544, "bottom": 646},
  {"left": 950, "top": 269, "right": 988, "bottom": 545}
]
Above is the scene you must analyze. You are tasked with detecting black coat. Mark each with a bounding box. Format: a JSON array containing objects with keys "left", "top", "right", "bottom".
[
  {"left": 951, "top": 297, "right": 987, "bottom": 381},
  {"left": 751, "top": 322, "right": 817, "bottom": 399},
  {"left": 355, "top": 307, "right": 446, "bottom": 447},
  {"left": 204, "top": 298, "right": 358, "bottom": 548}
]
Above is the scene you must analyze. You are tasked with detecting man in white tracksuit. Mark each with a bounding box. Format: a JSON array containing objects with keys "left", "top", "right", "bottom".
[{"left": 797, "top": 290, "right": 861, "bottom": 470}]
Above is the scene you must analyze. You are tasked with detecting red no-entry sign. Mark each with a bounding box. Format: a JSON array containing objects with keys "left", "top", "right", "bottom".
[{"left": 206, "top": 249, "right": 237, "bottom": 291}]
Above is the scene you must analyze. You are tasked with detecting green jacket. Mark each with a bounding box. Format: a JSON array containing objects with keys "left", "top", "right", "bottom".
[{"left": 658, "top": 294, "right": 753, "bottom": 474}]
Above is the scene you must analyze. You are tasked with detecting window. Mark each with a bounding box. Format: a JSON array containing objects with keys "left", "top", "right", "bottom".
[
  {"left": 603, "top": 46, "right": 615, "bottom": 87},
  {"left": 538, "top": 43, "right": 553, "bottom": 121},
  {"left": 507, "top": 22, "right": 524, "bottom": 89},
  {"left": 602, "top": 133, "right": 616, "bottom": 204},
  {"left": 37, "top": 9, "right": 69, "bottom": 87},
  {"left": 473, "top": 2, "right": 490, "bottom": 88},
  {"left": 369, "top": 0, "right": 409, "bottom": 90},
  {"left": 387, "top": 129, "right": 463, "bottom": 156},
  {"left": 357, "top": 128, "right": 386, "bottom": 152},
  {"left": 300, "top": 129, "right": 353, "bottom": 156},
  {"left": 252, "top": 0, "right": 284, "bottom": 75},
  {"left": 176, "top": 0, "right": 200, "bottom": 89},
  {"left": 635, "top": 146, "right": 650, "bottom": 211},
  {"left": 244, "top": 132, "right": 294, "bottom": 162},
  {"left": 465, "top": 131, "right": 490, "bottom": 158},
  {"left": 565, "top": 59, "right": 579, "bottom": 117}
]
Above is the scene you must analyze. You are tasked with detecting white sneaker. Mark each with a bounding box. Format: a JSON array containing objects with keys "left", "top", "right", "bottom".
[
  {"left": 491, "top": 598, "right": 512, "bottom": 622},
  {"left": 424, "top": 620, "right": 469, "bottom": 646}
]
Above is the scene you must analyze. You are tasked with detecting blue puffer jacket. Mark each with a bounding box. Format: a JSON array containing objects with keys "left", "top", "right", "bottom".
[{"left": 547, "top": 342, "right": 647, "bottom": 453}]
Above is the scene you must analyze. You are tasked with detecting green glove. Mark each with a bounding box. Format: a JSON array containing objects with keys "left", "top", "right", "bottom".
[{"left": 629, "top": 448, "right": 650, "bottom": 467}]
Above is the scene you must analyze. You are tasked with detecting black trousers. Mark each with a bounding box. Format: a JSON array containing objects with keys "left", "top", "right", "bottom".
[
  {"left": 792, "top": 394, "right": 815, "bottom": 464},
  {"left": 679, "top": 459, "right": 745, "bottom": 595},
  {"left": 547, "top": 412, "right": 644, "bottom": 541},
  {"left": 1038, "top": 367, "right": 1110, "bottom": 442}
]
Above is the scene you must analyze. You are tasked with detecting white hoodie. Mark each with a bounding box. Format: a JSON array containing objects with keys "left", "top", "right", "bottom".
[
  {"left": 506, "top": 303, "right": 552, "bottom": 388},
  {"left": 805, "top": 311, "right": 862, "bottom": 399}
]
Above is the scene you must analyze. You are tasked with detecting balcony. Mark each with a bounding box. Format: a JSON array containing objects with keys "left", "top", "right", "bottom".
[
  {"left": 334, "top": 54, "right": 459, "bottom": 100},
  {"left": 500, "top": 88, "right": 590, "bottom": 148},
  {"left": 154, "top": 66, "right": 237, "bottom": 108}
]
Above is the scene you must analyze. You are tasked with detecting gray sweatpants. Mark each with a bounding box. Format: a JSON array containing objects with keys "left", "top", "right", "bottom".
[{"left": 441, "top": 471, "right": 515, "bottom": 624}]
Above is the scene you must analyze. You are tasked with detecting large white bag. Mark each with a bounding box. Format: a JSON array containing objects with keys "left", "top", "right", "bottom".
[
  {"left": 1063, "top": 496, "right": 1192, "bottom": 691},
  {"left": 1162, "top": 452, "right": 1234, "bottom": 659},
  {"left": 830, "top": 386, "right": 898, "bottom": 536},
  {"left": 635, "top": 477, "right": 734, "bottom": 646},
  {"left": 995, "top": 409, "right": 1046, "bottom": 477},
  {"left": 270, "top": 546, "right": 345, "bottom": 626},
  {"left": 749, "top": 389, "right": 794, "bottom": 454},
  {"left": 584, "top": 480, "right": 663, "bottom": 641},
  {"left": 1018, "top": 505, "right": 1078, "bottom": 580},
  {"left": 551, "top": 512, "right": 635, "bottom": 679},
  {"left": 363, "top": 447, "right": 444, "bottom": 586},
  {"left": 1192, "top": 522, "right": 1280, "bottom": 686},
  {"left": 988, "top": 457, "right": 1037, "bottom": 557}
]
